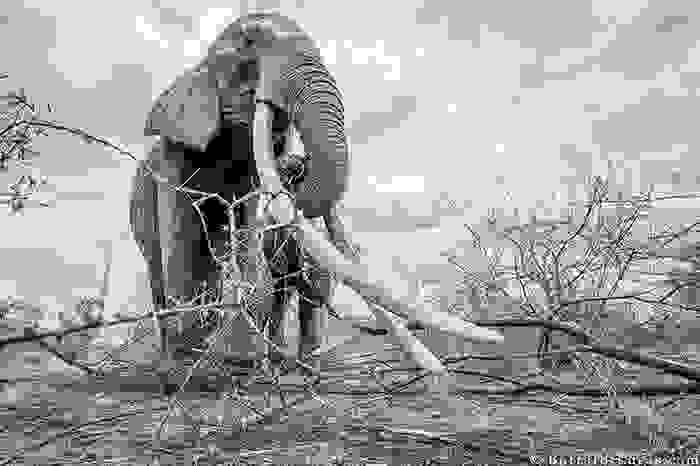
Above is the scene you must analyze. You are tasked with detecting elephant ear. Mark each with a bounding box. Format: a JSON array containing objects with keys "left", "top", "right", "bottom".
[{"left": 144, "top": 66, "right": 220, "bottom": 151}]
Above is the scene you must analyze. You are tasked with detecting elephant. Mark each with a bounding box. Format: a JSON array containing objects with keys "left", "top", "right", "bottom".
[{"left": 129, "top": 12, "right": 350, "bottom": 381}]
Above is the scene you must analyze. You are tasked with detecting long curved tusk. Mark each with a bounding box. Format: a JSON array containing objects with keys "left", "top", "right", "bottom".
[{"left": 253, "top": 102, "right": 503, "bottom": 375}]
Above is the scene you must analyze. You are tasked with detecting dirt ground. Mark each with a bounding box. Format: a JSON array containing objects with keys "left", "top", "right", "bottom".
[{"left": 1, "top": 313, "right": 698, "bottom": 465}]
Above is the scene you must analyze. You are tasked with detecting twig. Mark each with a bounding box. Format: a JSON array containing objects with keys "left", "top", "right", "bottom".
[
  {"left": 35, "top": 339, "right": 99, "bottom": 375},
  {"left": 0, "top": 409, "right": 144, "bottom": 466},
  {"left": 0, "top": 301, "right": 239, "bottom": 348}
]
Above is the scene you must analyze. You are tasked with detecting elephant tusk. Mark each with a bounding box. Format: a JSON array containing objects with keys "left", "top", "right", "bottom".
[
  {"left": 252, "top": 101, "right": 504, "bottom": 375},
  {"left": 371, "top": 302, "right": 446, "bottom": 374}
]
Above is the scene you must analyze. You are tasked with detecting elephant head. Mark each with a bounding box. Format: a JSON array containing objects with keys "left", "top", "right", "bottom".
[
  {"left": 132, "top": 13, "right": 345, "bottom": 368},
  {"left": 145, "top": 11, "right": 349, "bottom": 219}
]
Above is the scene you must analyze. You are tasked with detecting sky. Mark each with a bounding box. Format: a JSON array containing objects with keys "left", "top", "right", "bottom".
[{"left": 1, "top": 0, "right": 700, "bottom": 332}]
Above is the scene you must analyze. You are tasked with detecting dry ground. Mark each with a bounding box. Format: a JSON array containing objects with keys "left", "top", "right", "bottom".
[{"left": 4, "top": 309, "right": 698, "bottom": 466}]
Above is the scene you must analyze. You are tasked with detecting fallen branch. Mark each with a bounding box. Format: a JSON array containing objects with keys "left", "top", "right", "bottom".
[
  {"left": 453, "top": 380, "right": 700, "bottom": 398},
  {"left": 0, "top": 300, "right": 241, "bottom": 349},
  {"left": 35, "top": 339, "right": 98, "bottom": 375},
  {"left": 0, "top": 408, "right": 144, "bottom": 466},
  {"left": 4, "top": 295, "right": 698, "bottom": 390}
]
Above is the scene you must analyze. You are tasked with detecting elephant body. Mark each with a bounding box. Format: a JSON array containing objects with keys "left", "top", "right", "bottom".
[{"left": 130, "top": 13, "right": 347, "bottom": 369}]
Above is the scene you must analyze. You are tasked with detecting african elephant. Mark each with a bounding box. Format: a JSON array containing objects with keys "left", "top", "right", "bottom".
[{"left": 129, "top": 12, "right": 349, "bottom": 375}]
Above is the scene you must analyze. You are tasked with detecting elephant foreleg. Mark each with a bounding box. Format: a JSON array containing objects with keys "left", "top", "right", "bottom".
[
  {"left": 156, "top": 143, "right": 220, "bottom": 306},
  {"left": 129, "top": 156, "right": 169, "bottom": 362},
  {"left": 213, "top": 193, "right": 276, "bottom": 362},
  {"left": 132, "top": 141, "right": 220, "bottom": 393},
  {"left": 295, "top": 222, "right": 333, "bottom": 372},
  {"left": 265, "top": 286, "right": 292, "bottom": 364}
]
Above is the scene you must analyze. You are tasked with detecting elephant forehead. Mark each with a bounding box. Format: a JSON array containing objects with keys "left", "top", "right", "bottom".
[
  {"left": 209, "top": 13, "right": 315, "bottom": 61},
  {"left": 227, "top": 13, "right": 307, "bottom": 41},
  {"left": 206, "top": 57, "right": 258, "bottom": 89}
]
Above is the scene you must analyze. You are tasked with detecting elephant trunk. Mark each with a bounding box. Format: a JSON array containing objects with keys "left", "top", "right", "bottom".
[{"left": 278, "top": 53, "right": 349, "bottom": 219}]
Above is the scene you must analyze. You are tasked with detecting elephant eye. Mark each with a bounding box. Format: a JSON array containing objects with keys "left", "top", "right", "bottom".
[{"left": 244, "top": 37, "right": 254, "bottom": 48}]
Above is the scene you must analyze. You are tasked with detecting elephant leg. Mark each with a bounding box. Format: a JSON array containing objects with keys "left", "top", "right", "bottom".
[
  {"left": 130, "top": 157, "right": 168, "bottom": 348},
  {"left": 151, "top": 142, "right": 219, "bottom": 393},
  {"left": 294, "top": 220, "right": 333, "bottom": 373},
  {"left": 130, "top": 150, "right": 174, "bottom": 394},
  {"left": 156, "top": 144, "right": 218, "bottom": 308},
  {"left": 260, "top": 212, "right": 333, "bottom": 372},
  {"left": 218, "top": 191, "right": 275, "bottom": 362},
  {"left": 297, "top": 274, "right": 331, "bottom": 376},
  {"left": 264, "top": 285, "right": 293, "bottom": 365},
  {"left": 263, "top": 224, "right": 300, "bottom": 364}
]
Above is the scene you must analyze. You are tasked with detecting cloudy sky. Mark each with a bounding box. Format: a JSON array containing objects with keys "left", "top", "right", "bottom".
[{"left": 1, "top": 0, "right": 699, "bottom": 329}]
